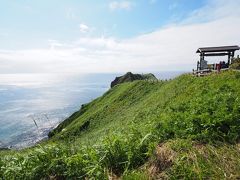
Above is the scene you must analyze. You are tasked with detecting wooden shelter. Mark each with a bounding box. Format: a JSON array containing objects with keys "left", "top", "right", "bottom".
[{"left": 196, "top": 45, "right": 240, "bottom": 71}]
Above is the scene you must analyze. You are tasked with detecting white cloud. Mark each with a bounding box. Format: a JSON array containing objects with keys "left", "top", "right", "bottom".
[
  {"left": 183, "top": 0, "right": 240, "bottom": 24},
  {"left": 79, "top": 23, "right": 90, "bottom": 33},
  {"left": 109, "top": 1, "right": 133, "bottom": 11},
  {"left": 0, "top": 0, "right": 239, "bottom": 74}
]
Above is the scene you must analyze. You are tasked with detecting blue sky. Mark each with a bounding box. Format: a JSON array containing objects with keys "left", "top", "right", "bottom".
[
  {"left": 0, "top": 0, "right": 240, "bottom": 73},
  {"left": 0, "top": 0, "right": 207, "bottom": 49}
]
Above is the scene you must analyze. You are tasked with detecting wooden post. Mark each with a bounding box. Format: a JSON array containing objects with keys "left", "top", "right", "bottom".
[
  {"left": 232, "top": 51, "right": 235, "bottom": 64},
  {"left": 228, "top": 52, "right": 231, "bottom": 65},
  {"left": 199, "top": 53, "right": 205, "bottom": 70}
]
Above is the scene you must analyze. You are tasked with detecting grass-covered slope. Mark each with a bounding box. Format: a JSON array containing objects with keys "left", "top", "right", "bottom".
[
  {"left": 51, "top": 70, "right": 240, "bottom": 144},
  {"left": 1, "top": 71, "right": 240, "bottom": 179}
]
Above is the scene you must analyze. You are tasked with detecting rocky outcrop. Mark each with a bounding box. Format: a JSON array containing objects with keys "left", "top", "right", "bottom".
[{"left": 110, "top": 72, "right": 157, "bottom": 88}]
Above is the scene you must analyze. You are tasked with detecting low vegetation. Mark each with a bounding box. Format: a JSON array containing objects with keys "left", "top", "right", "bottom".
[
  {"left": 1, "top": 70, "right": 240, "bottom": 179},
  {"left": 230, "top": 56, "right": 240, "bottom": 70}
]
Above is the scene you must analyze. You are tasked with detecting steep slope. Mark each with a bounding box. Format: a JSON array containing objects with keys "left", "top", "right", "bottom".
[
  {"left": 50, "top": 70, "right": 240, "bottom": 144},
  {"left": 1, "top": 71, "right": 240, "bottom": 179}
]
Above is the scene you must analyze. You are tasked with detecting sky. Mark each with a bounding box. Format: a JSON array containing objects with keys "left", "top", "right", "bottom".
[{"left": 0, "top": 0, "right": 240, "bottom": 74}]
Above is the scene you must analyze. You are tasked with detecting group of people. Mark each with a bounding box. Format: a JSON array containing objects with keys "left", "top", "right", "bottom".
[{"left": 215, "top": 61, "right": 229, "bottom": 71}]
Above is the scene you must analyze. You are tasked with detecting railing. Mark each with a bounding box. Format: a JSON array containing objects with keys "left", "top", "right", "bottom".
[{"left": 192, "top": 68, "right": 230, "bottom": 76}]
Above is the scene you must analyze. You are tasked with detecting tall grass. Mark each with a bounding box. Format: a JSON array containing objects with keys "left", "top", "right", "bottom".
[
  {"left": 0, "top": 127, "right": 154, "bottom": 179},
  {"left": 1, "top": 70, "right": 240, "bottom": 179}
]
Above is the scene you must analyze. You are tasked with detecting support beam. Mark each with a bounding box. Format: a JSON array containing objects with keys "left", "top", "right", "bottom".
[
  {"left": 230, "top": 51, "right": 235, "bottom": 64},
  {"left": 228, "top": 53, "right": 231, "bottom": 65},
  {"left": 203, "top": 53, "right": 229, "bottom": 57}
]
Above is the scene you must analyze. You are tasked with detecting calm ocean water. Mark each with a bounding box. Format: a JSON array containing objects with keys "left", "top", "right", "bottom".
[{"left": 0, "top": 72, "right": 184, "bottom": 148}]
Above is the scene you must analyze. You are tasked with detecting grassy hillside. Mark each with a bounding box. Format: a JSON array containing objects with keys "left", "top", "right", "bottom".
[{"left": 1, "top": 71, "right": 240, "bottom": 179}]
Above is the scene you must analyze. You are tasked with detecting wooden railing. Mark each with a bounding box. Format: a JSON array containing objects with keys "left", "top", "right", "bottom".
[{"left": 192, "top": 68, "right": 230, "bottom": 76}]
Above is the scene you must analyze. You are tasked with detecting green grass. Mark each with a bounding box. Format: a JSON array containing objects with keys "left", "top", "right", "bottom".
[
  {"left": 1, "top": 70, "right": 240, "bottom": 179},
  {"left": 230, "top": 57, "right": 240, "bottom": 70},
  {"left": 148, "top": 139, "right": 240, "bottom": 179}
]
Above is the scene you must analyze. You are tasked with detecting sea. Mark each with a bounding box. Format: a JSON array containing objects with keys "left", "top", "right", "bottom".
[{"left": 0, "top": 72, "right": 184, "bottom": 149}]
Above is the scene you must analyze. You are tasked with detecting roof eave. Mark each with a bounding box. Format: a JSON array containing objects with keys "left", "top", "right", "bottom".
[{"left": 196, "top": 45, "right": 240, "bottom": 53}]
